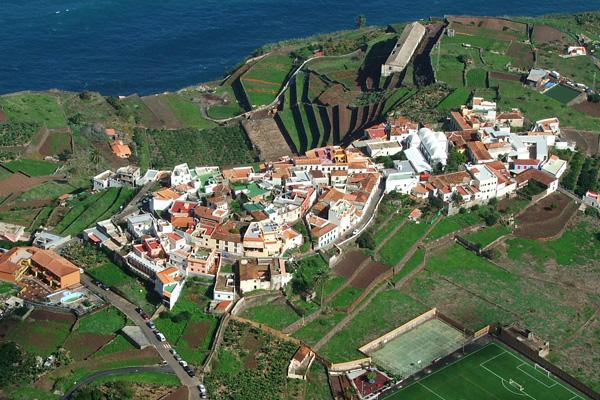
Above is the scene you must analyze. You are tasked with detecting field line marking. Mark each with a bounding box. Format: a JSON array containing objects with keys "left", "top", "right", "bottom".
[
  {"left": 480, "top": 363, "right": 535, "bottom": 399},
  {"left": 516, "top": 363, "right": 557, "bottom": 388},
  {"left": 381, "top": 344, "right": 497, "bottom": 398},
  {"left": 480, "top": 350, "right": 507, "bottom": 368},
  {"left": 501, "top": 347, "right": 584, "bottom": 398},
  {"left": 418, "top": 382, "right": 448, "bottom": 400}
]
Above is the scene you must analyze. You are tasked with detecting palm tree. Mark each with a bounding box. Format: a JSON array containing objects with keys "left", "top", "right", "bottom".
[{"left": 89, "top": 148, "right": 101, "bottom": 164}]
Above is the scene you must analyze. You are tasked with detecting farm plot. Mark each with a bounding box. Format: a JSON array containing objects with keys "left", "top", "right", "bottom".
[
  {"left": 39, "top": 130, "right": 71, "bottom": 156},
  {"left": 426, "top": 212, "right": 481, "bottom": 241},
  {"left": 54, "top": 187, "right": 134, "bottom": 236},
  {"left": 513, "top": 192, "right": 578, "bottom": 239},
  {"left": 465, "top": 225, "right": 512, "bottom": 248},
  {"left": 204, "top": 319, "right": 302, "bottom": 399},
  {"left": 160, "top": 94, "right": 215, "bottom": 129},
  {"left": 0, "top": 122, "right": 40, "bottom": 146},
  {"left": 3, "top": 159, "right": 58, "bottom": 176},
  {"left": 436, "top": 88, "right": 472, "bottom": 112},
  {"left": 0, "top": 309, "right": 75, "bottom": 357},
  {"left": 307, "top": 53, "right": 364, "bottom": 90},
  {"left": 346, "top": 261, "right": 388, "bottom": 290},
  {"left": 118, "top": 95, "right": 163, "bottom": 128},
  {"left": 146, "top": 125, "right": 258, "bottom": 168},
  {"left": 573, "top": 101, "right": 600, "bottom": 119},
  {"left": 466, "top": 68, "right": 487, "bottom": 88},
  {"left": 240, "top": 297, "right": 300, "bottom": 331},
  {"left": 332, "top": 250, "right": 369, "bottom": 279},
  {"left": 531, "top": 24, "right": 573, "bottom": 46},
  {"left": 489, "top": 71, "right": 522, "bottom": 82},
  {"left": 379, "top": 221, "right": 430, "bottom": 266},
  {"left": 153, "top": 284, "right": 218, "bottom": 365},
  {"left": 241, "top": 53, "right": 296, "bottom": 107},
  {"left": 505, "top": 42, "right": 535, "bottom": 70}
]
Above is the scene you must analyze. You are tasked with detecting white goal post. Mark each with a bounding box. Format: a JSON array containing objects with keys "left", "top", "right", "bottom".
[
  {"left": 534, "top": 363, "right": 551, "bottom": 377},
  {"left": 509, "top": 379, "right": 525, "bottom": 391}
]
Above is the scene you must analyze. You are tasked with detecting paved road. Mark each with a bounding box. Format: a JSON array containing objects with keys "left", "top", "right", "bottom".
[
  {"left": 62, "top": 365, "right": 174, "bottom": 399},
  {"left": 81, "top": 274, "right": 201, "bottom": 400},
  {"left": 112, "top": 182, "right": 155, "bottom": 223}
]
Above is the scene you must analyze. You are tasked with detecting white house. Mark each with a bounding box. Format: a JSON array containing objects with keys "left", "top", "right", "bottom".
[
  {"left": 467, "top": 164, "right": 498, "bottom": 200},
  {"left": 170, "top": 163, "right": 193, "bottom": 187},
  {"left": 385, "top": 160, "right": 418, "bottom": 194},
  {"left": 541, "top": 155, "right": 568, "bottom": 178},
  {"left": 126, "top": 214, "right": 155, "bottom": 239},
  {"left": 154, "top": 267, "right": 185, "bottom": 310},
  {"left": 583, "top": 191, "right": 599, "bottom": 209},
  {"left": 417, "top": 128, "right": 448, "bottom": 167}
]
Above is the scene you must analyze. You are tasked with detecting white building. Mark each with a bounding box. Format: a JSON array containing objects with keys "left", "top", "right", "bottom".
[
  {"left": 381, "top": 22, "right": 427, "bottom": 77},
  {"left": 126, "top": 214, "right": 155, "bottom": 239},
  {"left": 541, "top": 155, "right": 568, "bottom": 178},
  {"left": 385, "top": 160, "right": 418, "bottom": 194},
  {"left": 417, "top": 128, "right": 448, "bottom": 167},
  {"left": 170, "top": 163, "right": 193, "bottom": 187},
  {"left": 467, "top": 164, "right": 498, "bottom": 200}
]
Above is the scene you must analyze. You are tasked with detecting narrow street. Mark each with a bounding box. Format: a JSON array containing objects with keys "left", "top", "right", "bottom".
[{"left": 80, "top": 274, "right": 201, "bottom": 400}]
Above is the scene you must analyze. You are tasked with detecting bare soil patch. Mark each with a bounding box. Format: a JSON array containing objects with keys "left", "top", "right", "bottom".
[
  {"left": 39, "top": 129, "right": 72, "bottom": 157},
  {"left": 333, "top": 250, "right": 369, "bottom": 279},
  {"left": 532, "top": 24, "right": 572, "bottom": 46},
  {"left": 142, "top": 95, "right": 183, "bottom": 129},
  {"left": 30, "top": 309, "right": 76, "bottom": 323},
  {"left": 182, "top": 321, "right": 210, "bottom": 348},
  {"left": 348, "top": 261, "right": 388, "bottom": 289},
  {"left": 162, "top": 386, "right": 190, "bottom": 400},
  {"left": 0, "top": 173, "right": 64, "bottom": 197},
  {"left": 448, "top": 16, "right": 527, "bottom": 40},
  {"left": 490, "top": 71, "right": 522, "bottom": 82},
  {"left": 506, "top": 42, "right": 535, "bottom": 69},
  {"left": 63, "top": 332, "right": 114, "bottom": 361},
  {"left": 0, "top": 110, "right": 6, "bottom": 123},
  {"left": 514, "top": 192, "right": 578, "bottom": 239},
  {"left": 242, "top": 118, "right": 293, "bottom": 161},
  {"left": 573, "top": 101, "right": 600, "bottom": 118},
  {"left": 241, "top": 331, "right": 261, "bottom": 369},
  {"left": 561, "top": 128, "right": 600, "bottom": 156}
]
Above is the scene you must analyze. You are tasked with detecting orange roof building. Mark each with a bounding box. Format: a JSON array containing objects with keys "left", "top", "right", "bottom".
[
  {"left": 110, "top": 140, "right": 132, "bottom": 158},
  {"left": 0, "top": 247, "right": 80, "bottom": 289}
]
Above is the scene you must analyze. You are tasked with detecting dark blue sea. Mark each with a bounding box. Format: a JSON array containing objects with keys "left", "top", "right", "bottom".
[{"left": 1, "top": 0, "right": 599, "bottom": 95}]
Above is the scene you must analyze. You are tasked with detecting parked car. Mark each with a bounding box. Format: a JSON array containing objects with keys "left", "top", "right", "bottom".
[
  {"left": 174, "top": 354, "right": 182, "bottom": 362},
  {"left": 169, "top": 349, "right": 177, "bottom": 355},
  {"left": 135, "top": 307, "right": 143, "bottom": 314},
  {"left": 146, "top": 321, "right": 156, "bottom": 329},
  {"left": 198, "top": 384, "right": 207, "bottom": 398},
  {"left": 155, "top": 332, "right": 166, "bottom": 342},
  {"left": 184, "top": 366, "right": 195, "bottom": 377},
  {"left": 179, "top": 360, "right": 188, "bottom": 368}
]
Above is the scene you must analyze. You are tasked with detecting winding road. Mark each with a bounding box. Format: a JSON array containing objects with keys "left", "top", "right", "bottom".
[
  {"left": 62, "top": 365, "right": 174, "bottom": 399},
  {"left": 80, "top": 274, "right": 202, "bottom": 400}
]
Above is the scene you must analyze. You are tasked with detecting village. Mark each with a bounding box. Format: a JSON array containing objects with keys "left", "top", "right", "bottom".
[{"left": 0, "top": 12, "right": 599, "bottom": 400}]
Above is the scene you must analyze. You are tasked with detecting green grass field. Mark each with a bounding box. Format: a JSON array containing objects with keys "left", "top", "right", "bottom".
[
  {"left": 0, "top": 93, "right": 67, "bottom": 128},
  {"left": 379, "top": 221, "right": 430, "bottom": 266},
  {"left": 426, "top": 212, "right": 481, "bottom": 241},
  {"left": 436, "top": 88, "right": 471, "bottom": 111},
  {"left": 465, "top": 225, "right": 512, "bottom": 248},
  {"left": 3, "top": 159, "right": 58, "bottom": 176},
  {"left": 242, "top": 53, "right": 295, "bottom": 107},
  {"left": 466, "top": 68, "right": 487, "bottom": 88},
  {"left": 18, "top": 181, "right": 76, "bottom": 201},
  {"left": 240, "top": 301, "right": 300, "bottom": 330},
  {"left": 319, "top": 290, "right": 427, "bottom": 362},
  {"left": 329, "top": 286, "right": 363, "bottom": 310},
  {"left": 160, "top": 94, "right": 215, "bottom": 129},
  {"left": 384, "top": 342, "right": 587, "bottom": 400},
  {"left": 206, "top": 86, "right": 246, "bottom": 119},
  {"left": 545, "top": 84, "right": 581, "bottom": 104},
  {"left": 154, "top": 284, "right": 218, "bottom": 365},
  {"left": 78, "top": 307, "right": 127, "bottom": 335}
]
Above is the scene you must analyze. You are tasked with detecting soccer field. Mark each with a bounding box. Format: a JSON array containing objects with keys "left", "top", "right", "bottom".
[{"left": 384, "top": 342, "right": 588, "bottom": 400}]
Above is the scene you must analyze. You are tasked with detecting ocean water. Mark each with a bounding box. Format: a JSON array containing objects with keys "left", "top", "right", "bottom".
[{"left": 1, "top": 0, "right": 599, "bottom": 95}]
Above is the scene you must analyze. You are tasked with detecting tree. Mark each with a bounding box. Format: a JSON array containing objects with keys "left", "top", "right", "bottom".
[
  {"left": 89, "top": 148, "right": 101, "bottom": 164},
  {"left": 0, "top": 342, "right": 37, "bottom": 387},
  {"left": 356, "top": 15, "right": 366, "bottom": 29},
  {"left": 451, "top": 191, "right": 462, "bottom": 206},
  {"left": 589, "top": 93, "right": 600, "bottom": 103},
  {"left": 446, "top": 147, "right": 467, "bottom": 172},
  {"left": 357, "top": 231, "right": 376, "bottom": 250}
]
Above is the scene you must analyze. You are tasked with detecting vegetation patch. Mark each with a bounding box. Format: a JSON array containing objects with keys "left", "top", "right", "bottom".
[
  {"left": 205, "top": 320, "right": 304, "bottom": 399},
  {"left": 0, "top": 93, "right": 67, "bottom": 128},
  {"left": 146, "top": 125, "right": 257, "bottom": 168},
  {"left": 3, "top": 159, "right": 58, "bottom": 176},
  {"left": 240, "top": 300, "right": 300, "bottom": 331}
]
